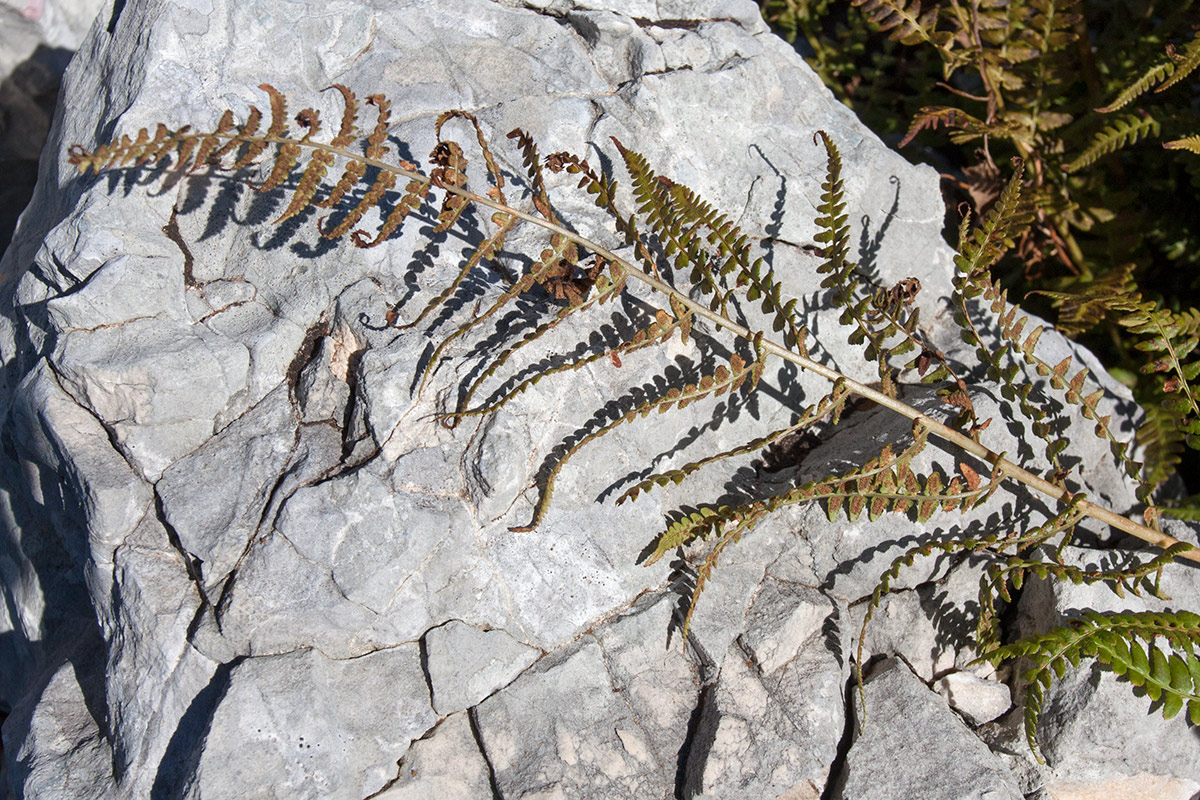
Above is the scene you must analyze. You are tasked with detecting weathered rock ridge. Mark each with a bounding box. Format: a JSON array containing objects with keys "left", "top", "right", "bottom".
[{"left": 1, "top": 1, "right": 1198, "bottom": 798}]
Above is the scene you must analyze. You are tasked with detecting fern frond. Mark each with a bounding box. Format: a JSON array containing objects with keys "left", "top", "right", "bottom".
[
  {"left": 981, "top": 609, "right": 1200, "bottom": 757},
  {"left": 899, "top": 106, "right": 991, "bottom": 148},
  {"left": 1155, "top": 32, "right": 1200, "bottom": 94},
  {"left": 1096, "top": 62, "right": 1176, "bottom": 114},
  {"left": 1065, "top": 113, "right": 1162, "bottom": 173},
  {"left": 66, "top": 80, "right": 1200, "bottom": 771},
  {"left": 1164, "top": 136, "right": 1200, "bottom": 155},
  {"left": 813, "top": 132, "right": 905, "bottom": 395}
]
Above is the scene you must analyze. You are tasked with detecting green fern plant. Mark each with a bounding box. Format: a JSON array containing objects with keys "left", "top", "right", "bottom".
[
  {"left": 981, "top": 610, "right": 1200, "bottom": 754},
  {"left": 775, "top": 1, "right": 1200, "bottom": 515},
  {"left": 67, "top": 83, "right": 1200, "bottom": 756}
]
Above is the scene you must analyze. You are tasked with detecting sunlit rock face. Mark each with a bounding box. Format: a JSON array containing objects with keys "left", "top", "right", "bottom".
[{"left": 2, "top": 1, "right": 1195, "bottom": 798}]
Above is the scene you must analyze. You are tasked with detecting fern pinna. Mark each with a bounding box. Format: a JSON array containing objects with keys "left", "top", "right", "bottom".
[{"left": 68, "top": 83, "right": 1200, "bottom": 754}]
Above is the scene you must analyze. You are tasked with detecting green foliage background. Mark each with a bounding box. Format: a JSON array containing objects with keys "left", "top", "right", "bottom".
[{"left": 759, "top": 0, "right": 1200, "bottom": 511}]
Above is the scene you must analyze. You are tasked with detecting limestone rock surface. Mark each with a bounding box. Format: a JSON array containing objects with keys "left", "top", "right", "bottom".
[
  {"left": 0, "top": 0, "right": 1197, "bottom": 798},
  {"left": 838, "top": 659, "right": 1024, "bottom": 800}
]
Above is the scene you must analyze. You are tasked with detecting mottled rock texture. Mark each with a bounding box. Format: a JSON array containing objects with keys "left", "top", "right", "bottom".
[{"left": 1, "top": 0, "right": 1197, "bottom": 798}]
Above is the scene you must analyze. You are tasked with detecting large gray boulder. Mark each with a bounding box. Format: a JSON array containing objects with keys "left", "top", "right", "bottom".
[{"left": 1, "top": 0, "right": 1197, "bottom": 798}]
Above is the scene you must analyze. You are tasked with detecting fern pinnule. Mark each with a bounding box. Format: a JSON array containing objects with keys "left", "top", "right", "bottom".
[
  {"left": 404, "top": 212, "right": 518, "bottom": 332},
  {"left": 615, "top": 134, "right": 812, "bottom": 359},
  {"left": 863, "top": 277, "right": 978, "bottom": 425},
  {"left": 951, "top": 164, "right": 1111, "bottom": 474},
  {"left": 192, "top": 110, "right": 241, "bottom": 176},
  {"left": 1096, "top": 62, "right": 1177, "bottom": 114},
  {"left": 322, "top": 84, "right": 358, "bottom": 148},
  {"left": 544, "top": 150, "right": 663, "bottom": 282},
  {"left": 898, "top": 106, "right": 1001, "bottom": 148},
  {"left": 1124, "top": 305, "right": 1200, "bottom": 451},
  {"left": 613, "top": 138, "right": 721, "bottom": 299},
  {"left": 508, "top": 127, "right": 563, "bottom": 226},
  {"left": 254, "top": 137, "right": 301, "bottom": 194},
  {"left": 1037, "top": 274, "right": 1200, "bottom": 496},
  {"left": 440, "top": 110, "right": 507, "bottom": 202},
  {"left": 679, "top": 512, "right": 759, "bottom": 637},
  {"left": 660, "top": 176, "right": 808, "bottom": 349},
  {"left": 1138, "top": 402, "right": 1189, "bottom": 500},
  {"left": 647, "top": 421, "right": 995, "bottom": 595},
  {"left": 621, "top": 146, "right": 809, "bottom": 353},
  {"left": 319, "top": 170, "right": 397, "bottom": 239},
  {"left": 856, "top": 526, "right": 1007, "bottom": 711},
  {"left": 429, "top": 140, "right": 471, "bottom": 233},
  {"left": 350, "top": 175, "right": 429, "bottom": 248},
  {"left": 989, "top": 542, "right": 1193, "bottom": 606},
  {"left": 275, "top": 113, "right": 334, "bottom": 223},
  {"left": 813, "top": 133, "right": 945, "bottom": 401},
  {"left": 953, "top": 163, "right": 1032, "bottom": 279}
]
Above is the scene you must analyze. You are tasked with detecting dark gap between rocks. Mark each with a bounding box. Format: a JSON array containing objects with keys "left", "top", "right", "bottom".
[
  {"left": 467, "top": 706, "right": 503, "bottom": 800},
  {"left": 675, "top": 679, "right": 718, "bottom": 800},
  {"left": 820, "top": 670, "right": 860, "bottom": 800}
]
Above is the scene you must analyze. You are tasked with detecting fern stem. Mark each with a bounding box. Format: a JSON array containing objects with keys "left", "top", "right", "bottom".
[{"left": 155, "top": 130, "right": 1197, "bottom": 561}]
